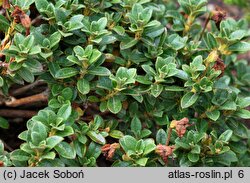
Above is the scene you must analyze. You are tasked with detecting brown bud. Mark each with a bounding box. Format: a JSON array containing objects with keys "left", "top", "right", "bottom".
[
  {"left": 101, "top": 143, "right": 120, "bottom": 160},
  {"left": 0, "top": 160, "right": 4, "bottom": 167},
  {"left": 175, "top": 117, "right": 190, "bottom": 138},
  {"left": 11, "top": 6, "right": 23, "bottom": 23},
  {"left": 20, "top": 14, "right": 31, "bottom": 29},
  {"left": 2, "top": 0, "right": 10, "bottom": 9},
  {"left": 212, "top": 58, "right": 226, "bottom": 78},
  {"left": 155, "top": 144, "right": 175, "bottom": 163},
  {"left": 211, "top": 6, "right": 226, "bottom": 29},
  {"left": 11, "top": 6, "right": 31, "bottom": 35}
]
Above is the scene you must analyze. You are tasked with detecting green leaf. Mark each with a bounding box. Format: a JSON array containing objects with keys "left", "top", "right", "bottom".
[
  {"left": 206, "top": 110, "right": 220, "bottom": 121},
  {"left": 167, "top": 34, "right": 187, "bottom": 50},
  {"left": 0, "top": 117, "right": 9, "bottom": 129},
  {"left": 66, "top": 15, "right": 84, "bottom": 31},
  {"left": 228, "top": 42, "right": 250, "bottom": 52},
  {"left": 213, "top": 150, "right": 238, "bottom": 166},
  {"left": 205, "top": 32, "right": 218, "bottom": 49},
  {"left": 55, "top": 68, "right": 78, "bottom": 79},
  {"left": 10, "top": 150, "right": 30, "bottom": 161},
  {"left": 29, "top": 45, "right": 41, "bottom": 55},
  {"left": 99, "top": 101, "right": 108, "bottom": 112},
  {"left": 77, "top": 78, "right": 90, "bottom": 95},
  {"left": 131, "top": 116, "right": 142, "bottom": 134},
  {"left": 142, "top": 65, "right": 156, "bottom": 76},
  {"left": 17, "top": 67, "right": 34, "bottom": 83},
  {"left": 190, "top": 56, "right": 206, "bottom": 71},
  {"left": 109, "top": 130, "right": 124, "bottom": 139},
  {"left": 150, "top": 84, "right": 163, "bottom": 97},
  {"left": 87, "top": 131, "right": 106, "bottom": 145},
  {"left": 49, "top": 32, "right": 61, "bottom": 48},
  {"left": 140, "top": 129, "right": 152, "bottom": 138},
  {"left": 40, "top": 152, "right": 56, "bottom": 160},
  {"left": 50, "top": 103, "right": 61, "bottom": 113},
  {"left": 107, "top": 96, "right": 122, "bottom": 114},
  {"left": 31, "top": 122, "right": 47, "bottom": 145},
  {"left": 0, "top": 14, "right": 10, "bottom": 32},
  {"left": 23, "top": 35, "right": 34, "bottom": 49},
  {"left": 61, "top": 87, "right": 73, "bottom": 101},
  {"left": 55, "top": 142, "right": 76, "bottom": 159},
  {"left": 219, "top": 101, "right": 237, "bottom": 111},
  {"left": 35, "top": 0, "right": 49, "bottom": 11},
  {"left": 196, "top": 120, "right": 208, "bottom": 133},
  {"left": 120, "top": 39, "right": 138, "bottom": 50},
  {"left": 165, "top": 86, "right": 184, "bottom": 91},
  {"left": 188, "top": 152, "right": 199, "bottom": 163},
  {"left": 143, "top": 139, "right": 156, "bottom": 155},
  {"left": 55, "top": 126, "right": 74, "bottom": 137},
  {"left": 235, "top": 109, "right": 250, "bottom": 119},
  {"left": 218, "top": 130, "right": 233, "bottom": 142},
  {"left": 0, "top": 76, "right": 4, "bottom": 87},
  {"left": 97, "top": 17, "right": 107, "bottom": 30},
  {"left": 181, "top": 92, "right": 199, "bottom": 108},
  {"left": 57, "top": 102, "right": 72, "bottom": 121},
  {"left": 85, "top": 142, "right": 101, "bottom": 159},
  {"left": 88, "top": 67, "right": 111, "bottom": 76},
  {"left": 89, "top": 49, "right": 102, "bottom": 64},
  {"left": 135, "top": 158, "right": 148, "bottom": 166},
  {"left": 229, "top": 141, "right": 248, "bottom": 154},
  {"left": 38, "top": 158, "right": 65, "bottom": 167},
  {"left": 46, "top": 136, "right": 64, "bottom": 149},
  {"left": 113, "top": 26, "right": 125, "bottom": 35},
  {"left": 156, "top": 129, "right": 167, "bottom": 145},
  {"left": 119, "top": 135, "right": 137, "bottom": 152},
  {"left": 175, "top": 138, "right": 190, "bottom": 149},
  {"left": 237, "top": 97, "right": 250, "bottom": 108},
  {"left": 0, "top": 140, "right": 4, "bottom": 154},
  {"left": 227, "top": 120, "right": 248, "bottom": 139},
  {"left": 190, "top": 145, "right": 201, "bottom": 154}
]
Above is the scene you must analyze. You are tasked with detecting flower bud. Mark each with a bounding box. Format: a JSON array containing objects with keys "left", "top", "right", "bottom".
[
  {"left": 101, "top": 143, "right": 120, "bottom": 160},
  {"left": 20, "top": 14, "right": 31, "bottom": 29},
  {"left": 212, "top": 57, "right": 226, "bottom": 78},
  {"left": 2, "top": 0, "right": 10, "bottom": 9},
  {"left": 155, "top": 144, "right": 175, "bottom": 163},
  {"left": 211, "top": 6, "right": 226, "bottom": 29}
]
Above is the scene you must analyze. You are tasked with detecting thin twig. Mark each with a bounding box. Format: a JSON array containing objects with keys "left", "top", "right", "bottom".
[
  {"left": 5, "top": 92, "right": 48, "bottom": 107},
  {"left": 199, "top": 13, "right": 211, "bottom": 41},
  {"left": 81, "top": 116, "right": 93, "bottom": 121},
  {"left": 0, "top": 109, "right": 37, "bottom": 118},
  {"left": 166, "top": 128, "right": 172, "bottom": 146},
  {"left": 31, "top": 15, "right": 42, "bottom": 25},
  {"left": 10, "top": 80, "right": 46, "bottom": 96}
]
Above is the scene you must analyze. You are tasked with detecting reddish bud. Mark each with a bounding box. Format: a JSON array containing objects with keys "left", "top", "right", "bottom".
[
  {"left": 172, "top": 117, "right": 190, "bottom": 138},
  {"left": 101, "top": 143, "right": 120, "bottom": 160},
  {"left": 11, "top": 6, "right": 31, "bottom": 35},
  {"left": 0, "top": 161, "right": 4, "bottom": 167},
  {"left": 2, "top": 0, "right": 10, "bottom": 9},
  {"left": 211, "top": 6, "right": 226, "bottom": 29},
  {"left": 20, "top": 14, "right": 31, "bottom": 29},
  {"left": 213, "top": 58, "right": 226, "bottom": 78},
  {"left": 155, "top": 144, "right": 175, "bottom": 163}
]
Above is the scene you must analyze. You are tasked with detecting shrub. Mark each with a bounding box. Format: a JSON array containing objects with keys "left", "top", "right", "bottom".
[{"left": 0, "top": 0, "right": 250, "bottom": 167}]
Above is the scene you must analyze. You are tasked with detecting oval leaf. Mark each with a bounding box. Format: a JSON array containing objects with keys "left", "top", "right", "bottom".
[
  {"left": 181, "top": 92, "right": 199, "bottom": 108},
  {"left": 55, "top": 142, "right": 76, "bottom": 159}
]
